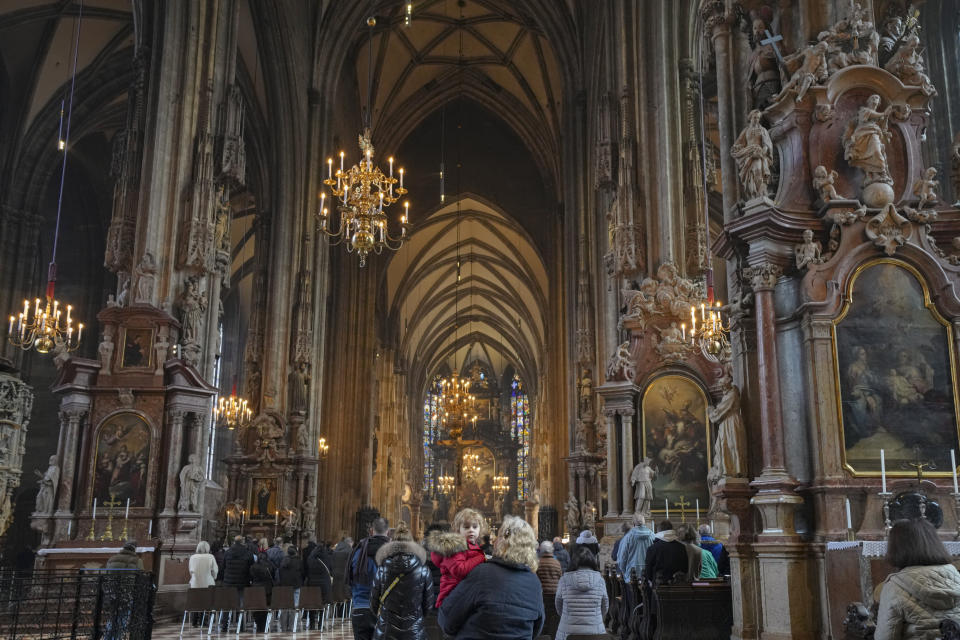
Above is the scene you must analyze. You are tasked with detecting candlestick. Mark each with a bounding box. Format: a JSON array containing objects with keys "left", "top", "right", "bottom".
[
  {"left": 665, "top": 498, "right": 669, "bottom": 519},
  {"left": 952, "top": 450, "right": 958, "bottom": 494},
  {"left": 92, "top": 498, "right": 97, "bottom": 520},
  {"left": 845, "top": 498, "right": 852, "bottom": 530},
  {"left": 67, "top": 521, "right": 72, "bottom": 537},
  {"left": 148, "top": 520, "right": 153, "bottom": 536},
  {"left": 881, "top": 449, "right": 887, "bottom": 493},
  {"left": 125, "top": 498, "right": 130, "bottom": 520},
  {"left": 696, "top": 498, "right": 700, "bottom": 522}
]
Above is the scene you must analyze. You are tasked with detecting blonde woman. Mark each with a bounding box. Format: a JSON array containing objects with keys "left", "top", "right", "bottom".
[
  {"left": 439, "top": 515, "right": 545, "bottom": 639},
  {"left": 188, "top": 541, "right": 218, "bottom": 627}
]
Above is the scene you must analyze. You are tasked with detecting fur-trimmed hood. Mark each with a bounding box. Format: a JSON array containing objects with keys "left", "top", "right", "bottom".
[
  {"left": 376, "top": 540, "right": 427, "bottom": 566},
  {"left": 425, "top": 530, "right": 468, "bottom": 557}
]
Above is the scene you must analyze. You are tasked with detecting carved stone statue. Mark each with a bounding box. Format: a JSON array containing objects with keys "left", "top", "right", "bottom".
[
  {"left": 655, "top": 322, "right": 686, "bottom": 358},
  {"left": 574, "top": 420, "right": 588, "bottom": 453},
  {"left": 288, "top": 362, "right": 311, "bottom": 415},
  {"left": 214, "top": 187, "right": 232, "bottom": 254},
  {"left": 116, "top": 273, "right": 130, "bottom": 308},
  {"left": 630, "top": 457, "right": 655, "bottom": 515},
  {"left": 98, "top": 330, "right": 114, "bottom": 375},
  {"left": 843, "top": 94, "right": 894, "bottom": 188},
  {"left": 578, "top": 368, "right": 593, "bottom": 418},
  {"left": 913, "top": 167, "right": 939, "bottom": 209},
  {"left": 134, "top": 252, "right": 157, "bottom": 305},
  {"left": 177, "top": 276, "right": 207, "bottom": 344},
  {"left": 812, "top": 165, "right": 840, "bottom": 202},
  {"left": 34, "top": 455, "right": 59, "bottom": 514},
  {"left": 282, "top": 507, "right": 298, "bottom": 535},
  {"left": 581, "top": 500, "right": 596, "bottom": 532},
  {"left": 564, "top": 491, "right": 580, "bottom": 534},
  {"left": 816, "top": 3, "right": 878, "bottom": 73},
  {"left": 301, "top": 499, "right": 316, "bottom": 536},
  {"left": 606, "top": 341, "right": 635, "bottom": 381},
  {"left": 775, "top": 41, "right": 828, "bottom": 104},
  {"left": 795, "top": 229, "right": 824, "bottom": 270},
  {"left": 885, "top": 34, "right": 936, "bottom": 96},
  {"left": 178, "top": 453, "right": 205, "bottom": 512},
  {"left": 708, "top": 374, "right": 748, "bottom": 480},
  {"left": 731, "top": 110, "right": 774, "bottom": 200},
  {"left": 748, "top": 19, "right": 782, "bottom": 110}
]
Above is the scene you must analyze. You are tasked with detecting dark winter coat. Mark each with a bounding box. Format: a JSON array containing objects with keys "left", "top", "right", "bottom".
[
  {"left": 279, "top": 554, "right": 304, "bottom": 587},
  {"left": 250, "top": 559, "right": 275, "bottom": 599},
  {"left": 371, "top": 541, "right": 433, "bottom": 640},
  {"left": 306, "top": 545, "right": 334, "bottom": 602},
  {"left": 438, "top": 556, "right": 545, "bottom": 640},
  {"left": 555, "top": 569, "right": 608, "bottom": 640},
  {"left": 643, "top": 536, "right": 688, "bottom": 584},
  {"left": 223, "top": 541, "right": 255, "bottom": 586},
  {"left": 332, "top": 548, "right": 351, "bottom": 601},
  {"left": 105, "top": 548, "right": 143, "bottom": 570},
  {"left": 553, "top": 546, "right": 570, "bottom": 572},
  {"left": 536, "top": 556, "right": 562, "bottom": 596}
]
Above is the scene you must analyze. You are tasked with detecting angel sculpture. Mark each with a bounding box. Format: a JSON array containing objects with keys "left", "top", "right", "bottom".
[
  {"left": 913, "top": 167, "right": 939, "bottom": 209},
  {"left": 812, "top": 165, "right": 840, "bottom": 202}
]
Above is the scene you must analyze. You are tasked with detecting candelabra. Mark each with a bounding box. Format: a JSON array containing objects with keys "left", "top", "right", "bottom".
[
  {"left": 493, "top": 475, "right": 510, "bottom": 496},
  {"left": 318, "top": 437, "right": 330, "bottom": 459},
  {"left": 214, "top": 389, "right": 252, "bottom": 430},
  {"left": 319, "top": 129, "right": 411, "bottom": 266},
  {"left": 438, "top": 474, "right": 456, "bottom": 494},
  {"left": 685, "top": 298, "right": 730, "bottom": 357},
  {"left": 462, "top": 452, "right": 482, "bottom": 478},
  {"left": 7, "top": 295, "right": 83, "bottom": 354}
]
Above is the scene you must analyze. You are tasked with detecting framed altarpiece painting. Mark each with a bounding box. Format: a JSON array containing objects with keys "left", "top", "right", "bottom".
[
  {"left": 92, "top": 411, "right": 152, "bottom": 507},
  {"left": 833, "top": 259, "right": 960, "bottom": 477},
  {"left": 641, "top": 374, "right": 711, "bottom": 515}
]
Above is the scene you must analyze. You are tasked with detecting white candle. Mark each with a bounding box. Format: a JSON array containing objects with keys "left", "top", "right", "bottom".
[
  {"left": 881, "top": 449, "right": 887, "bottom": 493},
  {"left": 696, "top": 498, "right": 700, "bottom": 521},
  {"left": 92, "top": 498, "right": 97, "bottom": 520},
  {"left": 845, "top": 498, "right": 852, "bottom": 529},
  {"left": 399, "top": 168, "right": 404, "bottom": 189},
  {"left": 67, "top": 521, "right": 72, "bottom": 536},
  {"left": 327, "top": 158, "right": 333, "bottom": 179},
  {"left": 665, "top": 498, "right": 669, "bottom": 519},
  {"left": 952, "top": 450, "right": 959, "bottom": 494},
  {"left": 125, "top": 498, "right": 130, "bottom": 519},
  {"left": 148, "top": 520, "right": 153, "bottom": 535}
]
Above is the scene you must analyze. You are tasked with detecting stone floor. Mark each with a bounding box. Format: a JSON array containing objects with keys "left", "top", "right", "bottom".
[{"left": 151, "top": 615, "right": 353, "bottom": 639}]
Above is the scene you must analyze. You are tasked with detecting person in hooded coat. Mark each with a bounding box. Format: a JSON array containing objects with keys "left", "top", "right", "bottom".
[
  {"left": 555, "top": 546, "right": 608, "bottom": 640},
  {"left": 370, "top": 522, "right": 433, "bottom": 640},
  {"left": 617, "top": 513, "right": 656, "bottom": 581},
  {"left": 875, "top": 518, "right": 960, "bottom": 640}
]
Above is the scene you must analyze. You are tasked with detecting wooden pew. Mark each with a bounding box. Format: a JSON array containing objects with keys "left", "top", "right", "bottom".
[{"left": 647, "top": 580, "right": 732, "bottom": 640}]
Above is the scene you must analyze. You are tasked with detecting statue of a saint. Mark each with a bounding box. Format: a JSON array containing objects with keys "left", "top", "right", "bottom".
[
  {"left": 581, "top": 500, "right": 596, "bottom": 532},
  {"left": 178, "top": 454, "right": 205, "bottom": 512},
  {"left": 564, "top": 491, "right": 580, "bottom": 534},
  {"left": 301, "top": 499, "right": 317, "bottom": 536},
  {"left": 177, "top": 277, "right": 207, "bottom": 344},
  {"left": 843, "top": 94, "right": 894, "bottom": 187},
  {"left": 630, "top": 457, "right": 655, "bottom": 515},
  {"left": 731, "top": 110, "right": 774, "bottom": 200},
  {"left": 775, "top": 41, "right": 828, "bottom": 104},
  {"left": 885, "top": 34, "right": 936, "bottom": 96},
  {"left": 288, "top": 362, "right": 311, "bottom": 415},
  {"left": 214, "top": 188, "right": 232, "bottom": 254},
  {"left": 98, "top": 331, "right": 115, "bottom": 375},
  {"left": 708, "top": 374, "right": 749, "bottom": 480},
  {"left": 578, "top": 368, "right": 593, "bottom": 419},
  {"left": 134, "top": 252, "right": 157, "bottom": 305},
  {"left": 747, "top": 19, "right": 782, "bottom": 110},
  {"left": 34, "top": 455, "right": 59, "bottom": 514}
]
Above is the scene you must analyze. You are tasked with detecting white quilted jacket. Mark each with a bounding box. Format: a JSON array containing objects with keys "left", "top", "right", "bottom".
[{"left": 875, "top": 564, "right": 960, "bottom": 640}]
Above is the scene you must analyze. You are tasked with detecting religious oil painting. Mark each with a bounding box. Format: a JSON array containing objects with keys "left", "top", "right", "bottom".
[
  {"left": 92, "top": 412, "right": 151, "bottom": 506},
  {"left": 120, "top": 327, "right": 154, "bottom": 369},
  {"left": 641, "top": 375, "right": 710, "bottom": 514},
  {"left": 250, "top": 478, "right": 279, "bottom": 520},
  {"left": 835, "top": 260, "right": 960, "bottom": 476},
  {"left": 457, "top": 445, "right": 496, "bottom": 515}
]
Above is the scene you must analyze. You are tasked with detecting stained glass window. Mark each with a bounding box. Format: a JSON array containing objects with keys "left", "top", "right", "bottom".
[
  {"left": 511, "top": 374, "right": 530, "bottom": 499},
  {"left": 423, "top": 378, "right": 443, "bottom": 494}
]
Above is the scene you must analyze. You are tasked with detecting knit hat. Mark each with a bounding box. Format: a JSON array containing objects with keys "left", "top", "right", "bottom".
[
  {"left": 538, "top": 541, "right": 554, "bottom": 556},
  {"left": 576, "top": 530, "right": 598, "bottom": 545},
  {"left": 123, "top": 541, "right": 137, "bottom": 552}
]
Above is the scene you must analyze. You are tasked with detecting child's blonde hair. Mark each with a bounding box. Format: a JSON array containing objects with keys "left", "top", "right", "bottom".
[{"left": 453, "top": 508, "right": 488, "bottom": 536}]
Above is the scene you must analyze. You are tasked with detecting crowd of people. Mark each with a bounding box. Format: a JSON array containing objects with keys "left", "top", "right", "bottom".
[{"left": 613, "top": 513, "right": 729, "bottom": 585}]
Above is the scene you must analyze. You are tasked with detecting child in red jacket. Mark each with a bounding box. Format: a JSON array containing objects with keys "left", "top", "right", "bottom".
[{"left": 426, "top": 508, "right": 487, "bottom": 607}]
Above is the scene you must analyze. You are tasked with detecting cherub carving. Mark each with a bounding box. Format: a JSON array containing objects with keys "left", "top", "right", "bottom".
[
  {"left": 913, "top": 167, "right": 939, "bottom": 209},
  {"left": 812, "top": 165, "right": 840, "bottom": 202},
  {"left": 795, "top": 229, "right": 825, "bottom": 270}
]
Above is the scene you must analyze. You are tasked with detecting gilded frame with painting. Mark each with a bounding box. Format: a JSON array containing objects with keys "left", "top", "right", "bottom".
[
  {"left": 120, "top": 327, "right": 154, "bottom": 369},
  {"left": 833, "top": 259, "right": 960, "bottom": 477}
]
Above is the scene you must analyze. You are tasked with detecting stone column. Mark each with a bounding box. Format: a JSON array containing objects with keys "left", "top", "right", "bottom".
[
  {"left": 703, "top": 4, "right": 740, "bottom": 221},
  {"left": 162, "top": 409, "right": 186, "bottom": 515},
  {"left": 620, "top": 409, "right": 635, "bottom": 516},
  {"left": 55, "top": 408, "right": 87, "bottom": 513},
  {"left": 603, "top": 409, "right": 619, "bottom": 517}
]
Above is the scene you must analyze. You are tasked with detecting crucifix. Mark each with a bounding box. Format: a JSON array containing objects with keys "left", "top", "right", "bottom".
[
  {"left": 761, "top": 29, "right": 786, "bottom": 68},
  {"left": 902, "top": 445, "right": 936, "bottom": 486},
  {"left": 674, "top": 495, "right": 691, "bottom": 522},
  {"left": 101, "top": 493, "right": 122, "bottom": 541}
]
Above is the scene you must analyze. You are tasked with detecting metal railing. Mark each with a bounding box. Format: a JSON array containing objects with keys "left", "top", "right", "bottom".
[{"left": 0, "top": 568, "right": 155, "bottom": 639}]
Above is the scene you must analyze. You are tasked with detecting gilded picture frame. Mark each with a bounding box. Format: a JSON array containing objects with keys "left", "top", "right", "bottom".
[
  {"left": 119, "top": 327, "right": 154, "bottom": 369},
  {"left": 92, "top": 412, "right": 151, "bottom": 506},
  {"left": 833, "top": 259, "right": 960, "bottom": 477},
  {"left": 641, "top": 374, "right": 711, "bottom": 516},
  {"left": 250, "top": 477, "right": 280, "bottom": 520}
]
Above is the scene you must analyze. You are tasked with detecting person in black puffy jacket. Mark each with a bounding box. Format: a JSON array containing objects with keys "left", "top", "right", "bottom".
[
  {"left": 222, "top": 536, "right": 254, "bottom": 587},
  {"left": 370, "top": 522, "right": 433, "bottom": 640},
  {"left": 306, "top": 543, "right": 334, "bottom": 602},
  {"left": 279, "top": 547, "right": 305, "bottom": 631},
  {"left": 249, "top": 555, "right": 275, "bottom": 632}
]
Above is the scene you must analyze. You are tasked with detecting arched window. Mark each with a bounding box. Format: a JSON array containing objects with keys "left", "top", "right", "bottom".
[
  {"left": 423, "top": 377, "right": 443, "bottom": 494},
  {"left": 511, "top": 374, "right": 530, "bottom": 499}
]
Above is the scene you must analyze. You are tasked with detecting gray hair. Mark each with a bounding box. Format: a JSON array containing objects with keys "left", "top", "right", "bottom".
[
  {"left": 195, "top": 541, "right": 210, "bottom": 554},
  {"left": 698, "top": 524, "right": 712, "bottom": 536},
  {"left": 632, "top": 513, "right": 646, "bottom": 527}
]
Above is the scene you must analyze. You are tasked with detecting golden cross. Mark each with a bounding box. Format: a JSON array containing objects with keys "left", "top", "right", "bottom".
[
  {"left": 104, "top": 493, "right": 122, "bottom": 510},
  {"left": 674, "top": 495, "right": 691, "bottom": 521},
  {"left": 902, "top": 445, "right": 936, "bottom": 486}
]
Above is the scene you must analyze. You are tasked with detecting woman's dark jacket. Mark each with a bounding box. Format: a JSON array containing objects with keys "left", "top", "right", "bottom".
[
  {"left": 370, "top": 540, "right": 434, "bottom": 640},
  {"left": 307, "top": 545, "right": 334, "bottom": 602},
  {"left": 439, "top": 556, "right": 545, "bottom": 640},
  {"left": 222, "top": 541, "right": 254, "bottom": 586},
  {"left": 279, "top": 554, "right": 304, "bottom": 587},
  {"left": 250, "top": 559, "right": 275, "bottom": 599}
]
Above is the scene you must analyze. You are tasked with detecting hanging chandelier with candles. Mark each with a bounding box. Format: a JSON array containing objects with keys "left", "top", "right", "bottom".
[
  {"left": 318, "top": 17, "right": 411, "bottom": 267},
  {"left": 318, "top": 437, "right": 330, "bottom": 459},
  {"left": 462, "top": 451, "right": 482, "bottom": 478},
  {"left": 686, "top": 271, "right": 731, "bottom": 358},
  {"left": 214, "top": 386, "right": 252, "bottom": 430},
  {"left": 493, "top": 474, "right": 510, "bottom": 496},
  {"left": 438, "top": 372, "right": 477, "bottom": 436},
  {"left": 7, "top": 5, "right": 86, "bottom": 355},
  {"left": 438, "top": 473, "right": 456, "bottom": 494}
]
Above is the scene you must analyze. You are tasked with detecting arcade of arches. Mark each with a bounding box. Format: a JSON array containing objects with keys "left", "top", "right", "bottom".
[{"left": 2, "top": 0, "right": 960, "bottom": 637}]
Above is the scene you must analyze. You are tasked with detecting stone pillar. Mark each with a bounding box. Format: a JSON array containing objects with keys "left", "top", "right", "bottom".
[
  {"left": 603, "top": 409, "right": 619, "bottom": 517},
  {"left": 703, "top": 4, "right": 740, "bottom": 221},
  {"left": 162, "top": 409, "right": 186, "bottom": 515},
  {"left": 620, "top": 409, "right": 635, "bottom": 516},
  {"left": 55, "top": 408, "right": 86, "bottom": 513}
]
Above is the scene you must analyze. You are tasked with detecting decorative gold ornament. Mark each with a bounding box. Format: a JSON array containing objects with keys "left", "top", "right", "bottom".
[{"left": 7, "top": 295, "right": 83, "bottom": 354}]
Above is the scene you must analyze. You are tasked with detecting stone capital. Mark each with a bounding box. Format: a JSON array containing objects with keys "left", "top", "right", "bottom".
[
  {"left": 745, "top": 263, "right": 782, "bottom": 291},
  {"left": 701, "top": 1, "right": 731, "bottom": 37}
]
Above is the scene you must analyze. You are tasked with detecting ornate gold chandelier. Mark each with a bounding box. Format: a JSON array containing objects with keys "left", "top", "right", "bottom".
[
  {"left": 462, "top": 451, "right": 482, "bottom": 478},
  {"left": 493, "top": 475, "right": 510, "bottom": 496},
  {"left": 214, "top": 387, "right": 251, "bottom": 430},
  {"left": 318, "top": 437, "right": 330, "bottom": 459},
  {"left": 438, "top": 473, "right": 456, "bottom": 494},
  {"left": 685, "top": 272, "right": 730, "bottom": 358},
  {"left": 439, "top": 373, "right": 477, "bottom": 436},
  {"left": 319, "top": 129, "right": 410, "bottom": 266}
]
